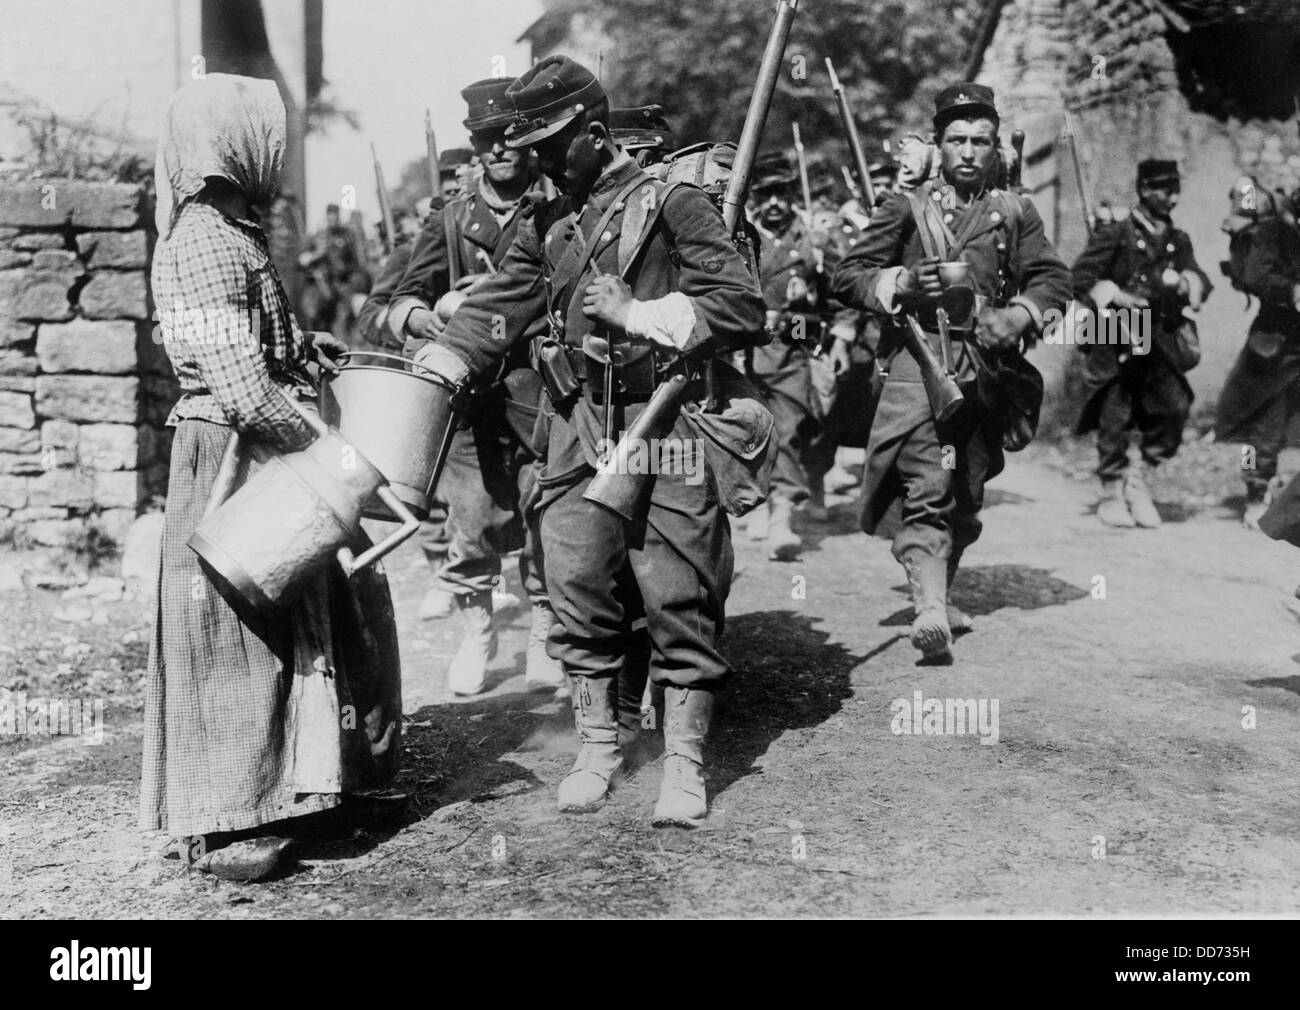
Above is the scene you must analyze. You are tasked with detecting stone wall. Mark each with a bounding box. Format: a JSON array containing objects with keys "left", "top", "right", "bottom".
[{"left": 0, "top": 179, "right": 174, "bottom": 548}]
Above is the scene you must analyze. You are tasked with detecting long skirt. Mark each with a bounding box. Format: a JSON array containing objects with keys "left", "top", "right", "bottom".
[{"left": 139, "top": 419, "right": 402, "bottom": 836}]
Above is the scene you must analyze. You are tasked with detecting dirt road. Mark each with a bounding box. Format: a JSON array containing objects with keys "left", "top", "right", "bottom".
[{"left": 3, "top": 451, "right": 1299, "bottom": 917}]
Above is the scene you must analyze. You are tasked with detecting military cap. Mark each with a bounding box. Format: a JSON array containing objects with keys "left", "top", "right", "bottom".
[
  {"left": 752, "top": 150, "right": 798, "bottom": 189},
  {"left": 505, "top": 55, "right": 606, "bottom": 148},
  {"left": 610, "top": 105, "right": 675, "bottom": 152},
  {"left": 439, "top": 147, "right": 473, "bottom": 178},
  {"left": 1137, "top": 159, "right": 1180, "bottom": 188},
  {"left": 462, "top": 77, "right": 516, "bottom": 131},
  {"left": 933, "top": 82, "right": 999, "bottom": 132},
  {"left": 867, "top": 159, "right": 899, "bottom": 180},
  {"left": 326, "top": 202, "right": 340, "bottom": 213}
]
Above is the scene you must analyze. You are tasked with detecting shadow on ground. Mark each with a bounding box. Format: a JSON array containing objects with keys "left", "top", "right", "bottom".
[
  {"left": 710, "top": 610, "right": 860, "bottom": 796},
  {"left": 878, "top": 563, "right": 1088, "bottom": 626}
]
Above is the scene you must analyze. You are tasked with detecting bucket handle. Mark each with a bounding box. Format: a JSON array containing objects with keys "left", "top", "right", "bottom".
[
  {"left": 323, "top": 349, "right": 446, "bottom": 379},
  {"left": 336, "top": 484, "right": 420, "bottom": 577}
]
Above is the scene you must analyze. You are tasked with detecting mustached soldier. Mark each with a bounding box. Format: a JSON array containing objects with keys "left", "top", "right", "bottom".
[
  {"left": 832, "top": 83, "right": 1070, "bottom": 662},
  {"left": 410, "top": 57, "right": 765, "bottom": 825},
  {"left": 747, "top": 151, "right": 857, "bottom": 560},
  {"left": 386, "top": 78, "right": 563, "bottom": 697},
  {"left": 1073, "top": 159, "right": 1211, "bottom": 529}
]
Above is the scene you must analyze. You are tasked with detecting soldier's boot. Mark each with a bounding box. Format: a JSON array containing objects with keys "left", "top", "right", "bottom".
[
  {"left": 418, "top": 586, "right": 454, "bottom": 620},
  {"left": 557, "top": 674, "right": 622, "bottom": 813},
  {"left": 803, "top": 474, "right": 829, "bottom": 523},
  {"left": 1097, "top": 477, "right": 1136, "bottom": 528},
  {"left": 652, "top": 685, "right": 715, "bottom": 828},
  {"left": 617, "top": 631, "right": 658, "bottom": 764},
  {"left": 1242, "top": 476, "right": 1281, "bottom": 530},
  {"left": 767, "top": 495, "right": 802, "bottom": 562},
  {"left": 524, "top": 603, "right": 566, "bottom": 690},
  {"left": 1124, "top": 463, "right": 1162, "bottom": 528},
  {"left": 946, "top": 548, "right": 973, "bottom": 636},
  {"left": 900, "top": 549, "right": 952, "bottom": 661},
  {"left": 447, "top": 591, "right": 497, "bottom": 696}
]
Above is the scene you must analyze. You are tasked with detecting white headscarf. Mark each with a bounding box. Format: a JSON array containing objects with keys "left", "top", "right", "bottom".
[{"left": 154, "top": 73, "right": 286, "bottom": 237}]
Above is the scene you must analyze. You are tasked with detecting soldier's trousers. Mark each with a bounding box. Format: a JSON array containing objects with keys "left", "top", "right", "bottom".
[
  {"left": 539, "top": 470, "right": 732, "bottom": 688},
  {"left": 1095, "top": 356, "right": 1190, "bottom": 481},
  {"left": 436, "top": 399, "right": 546, "bottom": 606},
  {"left": 883, "top": 407, "right": 992, "bottom": 562}
]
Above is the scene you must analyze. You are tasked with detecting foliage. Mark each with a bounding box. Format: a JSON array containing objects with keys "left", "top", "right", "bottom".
[
  {"left": 552, "top": 0, "right": 984, "bottom": 165},
  {"left": 13, "top": 110, "right": 153, "bottom": 186}
]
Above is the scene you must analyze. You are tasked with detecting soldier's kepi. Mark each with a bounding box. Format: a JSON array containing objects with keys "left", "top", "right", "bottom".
[
  {"left": 386, "top": 74, "right": 564, "bottom": 700},
  {"left": 408, "top": 56, "right": 766, "bottom": 826},
  {"left": 831, "top": 81, "right": 1070, "bottom": 662}
]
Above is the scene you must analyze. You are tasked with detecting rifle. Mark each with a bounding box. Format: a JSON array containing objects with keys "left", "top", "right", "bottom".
[
  {"left": 792, "top": 122, "right": 813, "bottom": 216},
  {"left": 1061, "top": 109, "right": 1095, "bottom": 237},
  {"left": 586, "top": 0, "right": 799, "bottom": 520},
  {"left": 371, "top": 142, "right": 395, "bottom": 254},
  {"left": 424, "top": 109, "right": 440, "bottom": 204},
  {"left": 826, "top": 57, "right": 875, "bottom": 211},
  {"left": 902, "top": 313, "right": 964, "bottom": 423},
  {"left": 425, "top": 112, "right": 462, "bottom": 285}
]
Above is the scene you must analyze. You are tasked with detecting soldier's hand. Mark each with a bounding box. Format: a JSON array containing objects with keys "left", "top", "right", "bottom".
[
  {"left": 1110, "top": 289, "right": 1149, "bottom": 311},
  {"left": 407, "top": 307, "right": 442, "bottom": 341},
  {"left": 582, "top": 275, "right": 634, "bottom": 332},
  {"left": 897, "top": 257, "right": 942, "bottom": 308},
  {"left": 310, "top": 331, "right": 349, "bottom": 375},
  {"left": 784, "top": 274, "right": 810, "bottom": 305},
  {"left": 828, "top": 336, "right": 853, "bottom": 376},
  {"left": 974, "top": 305, "right": 1032, "bottom": 350}
]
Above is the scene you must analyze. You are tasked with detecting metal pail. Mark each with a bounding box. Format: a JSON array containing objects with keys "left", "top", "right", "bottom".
[{"left": 320, "top": 351, "right": 459, "bottom": 521}]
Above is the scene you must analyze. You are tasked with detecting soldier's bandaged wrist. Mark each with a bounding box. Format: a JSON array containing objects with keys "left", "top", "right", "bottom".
[{"left": 624, "top": 293, "right": 696, "bottom": 349}]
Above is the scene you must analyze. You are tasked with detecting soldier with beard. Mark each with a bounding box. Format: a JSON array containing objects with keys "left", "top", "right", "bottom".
[
  {"left": 409, "top": 57, "right": 765, "bottom": 825},
  {"left": 832, "top": 83, "right": 1070, "bottom": 662},
  {"left": 388, "top": 77, "right": 562, "bottom": 698}
]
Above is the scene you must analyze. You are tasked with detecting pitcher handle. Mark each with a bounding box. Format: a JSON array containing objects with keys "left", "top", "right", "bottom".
[
  {"left": 202, "top": 430, "right": 242, "bottom": 518},
  {"left": 336, "top": 484, "right": 420, "bottom": 577}
]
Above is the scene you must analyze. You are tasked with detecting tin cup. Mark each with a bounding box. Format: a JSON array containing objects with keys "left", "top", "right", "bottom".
[{"left": 937, "top": 260, "right": 970, "bottom": 288}]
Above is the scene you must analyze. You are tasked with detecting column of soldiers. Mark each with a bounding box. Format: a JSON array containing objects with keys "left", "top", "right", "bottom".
[{"left": 358, "top": 57, "right": 1299, "bottom": 822}]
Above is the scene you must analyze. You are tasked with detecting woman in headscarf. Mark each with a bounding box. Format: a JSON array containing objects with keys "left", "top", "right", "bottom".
[{"left": 141, "top": 74, "right": 403, "bottom": 881}]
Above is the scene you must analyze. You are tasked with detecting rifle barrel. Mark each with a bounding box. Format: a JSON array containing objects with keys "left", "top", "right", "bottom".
[
  {"left": 371, "top": 142, "right": 395, "bottom": 254},
  {"left": 1062, "top": 110, "right": 1095, "bottom": 236},
  {"left": 721, "top": 0, "right": 800, "bottom": 234},
  {"left": 826, "top": 57, "right": 875, "bottom": 210}
]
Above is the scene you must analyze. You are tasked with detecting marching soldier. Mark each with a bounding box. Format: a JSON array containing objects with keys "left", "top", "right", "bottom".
[
  {"left": 610, "top": 105, "right": 676, "bottom": 167},
  {"left": 409, "top": 56, "right": 766, "bottom": 825},
  {"left": 747, "top": 151, "right": 857, "bottom": 558},
  {"left": 832, "top": 83, "right": 1070, "bottom": 662},
  {"left": 299, "top": 202, "right": 368, "bottom": 339},
  {"left": 1215, "top": 177, "right": 1300, "bottom": 527},
  {"left": 387, "top": 77, "right": 562, "bottom": 697},
  {"left": 1073, "top": 159, "right": 1211, "bottom": 529}
]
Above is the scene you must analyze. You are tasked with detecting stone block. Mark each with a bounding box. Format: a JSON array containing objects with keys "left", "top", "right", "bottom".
[
  {"left": 31, "top": 249, "right": 80, "bottom": 272},
  {"left": 41, "top": 420, "right": 79, "bottom": 451},
  {"left": 13, "top": 506, "right": 68, "bottom": 521},
  {"left": 0, "top": 474, "right": 27, "bottom": 508},
  {"left": 79, "top": 271, "right": 149, "bottom": 320},
  {"left": 78, "top": 423, "right": 139, "bottom": 470},
  {"left": 10, "top": 274, "right": 74, "bottom": 321},
  {"left": 36, "top": 318, "right": 138, "bottom": 374},
  {"left": 27, "top": 467, "right": 95, "bottom": 509},
  {"left": 0, "top": 180, "right": 142, "bottom": 229},
  {"left": 0, "top": 452, "right": 45, "bottom": 475},
  {"left": 0, "top": 250, "right": 30, "bottom": 269},
  {"left": 0, "top": 321, "right": 34, "bottom": 348},
  {"left": 95, "top": 507, "right": 137, "bottom": 543},
  {"left": 0, "top": 349, "right": 37, "bottom": 375},
  {"left": 0, "top": 377, "right": 36, "bottom": 392},
  {"left": 0, "top": 390, "right": 35, "bottom": 428},
  {"left": 35, "top": 375, "right": 139, "bottom": 423},
  {"left": 26, "top": 518, "right": 86, "bottom": 547},
  {"left": 10, "top": 233, "right": 67, "bottom": 251},
  {"left": 93, "top": 469, "right": 139, "bottom": 508},
  {"left": 76, "top": 231, "right": 148, "bottom": 269},
  {"left": 0, "top": 428, "right": 40, "bottom": 453}
]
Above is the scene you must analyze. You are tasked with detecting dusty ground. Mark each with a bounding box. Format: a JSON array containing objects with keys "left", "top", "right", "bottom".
[{"left": 3, "top": 437, "right": 1300, "bottom": 918}]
